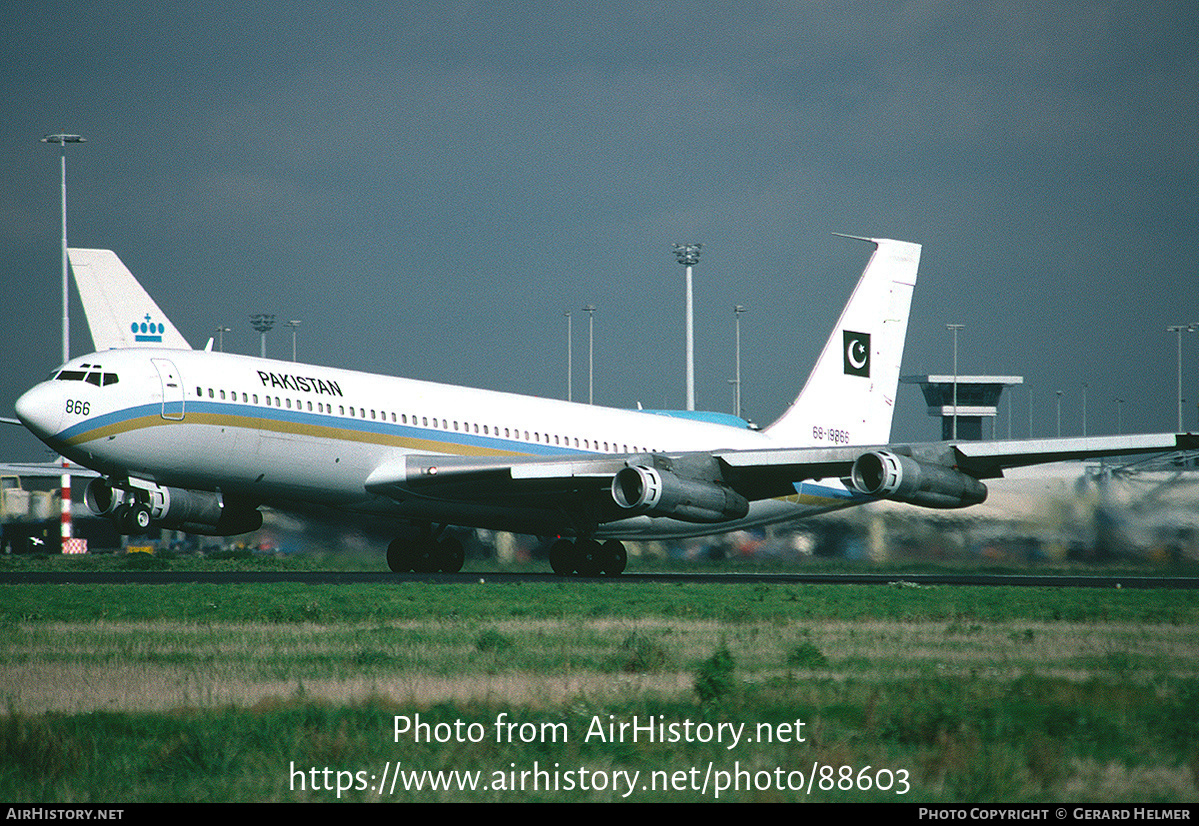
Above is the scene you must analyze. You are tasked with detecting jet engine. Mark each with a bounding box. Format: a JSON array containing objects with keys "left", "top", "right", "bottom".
[
  {"left": 85, "top": 477, "right": 262, "bottom": 536},
  {"left": 850, "top": 450, "right": 987, "bottom": 509},
  {"left": 84, "top": 477, "right": 128, "bottom": 517},
  {"left": 611, "top": 465, "right": 750, "bottom": 523}
]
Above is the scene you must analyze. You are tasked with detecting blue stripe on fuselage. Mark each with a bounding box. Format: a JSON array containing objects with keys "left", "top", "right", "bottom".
[{"left": 57, "top": 398, "right": 594, "bottom": 458}]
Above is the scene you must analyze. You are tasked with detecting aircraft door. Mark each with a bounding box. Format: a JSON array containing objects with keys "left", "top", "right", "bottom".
[{"left": 151, "top": 358, "right": 185, "bottom": 421}]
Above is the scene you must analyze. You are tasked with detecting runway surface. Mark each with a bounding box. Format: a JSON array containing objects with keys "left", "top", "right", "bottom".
[{"left": 2, "top": 570, "right": 1197, "bottom": 588}]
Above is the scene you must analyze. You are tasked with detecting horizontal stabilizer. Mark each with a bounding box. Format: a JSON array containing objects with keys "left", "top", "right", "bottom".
[{"left": 68, "top": 249, "right": 191, "bottom": 351}]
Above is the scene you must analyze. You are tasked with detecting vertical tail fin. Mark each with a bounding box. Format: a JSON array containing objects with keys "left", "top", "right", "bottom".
[
  {"left": 68, "top": 248, "right": 191, "bottom": 351},
  {"left": 763, "top": 235, "right": 920, "bottom": 447}
]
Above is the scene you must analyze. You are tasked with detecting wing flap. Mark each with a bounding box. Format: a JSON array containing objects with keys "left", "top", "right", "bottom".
[
  {"left": 715, "top": 445, "right": 864, "bottom": 500},
  {"left": 365, "top": 453, "right": 627, "bottom": 504}
]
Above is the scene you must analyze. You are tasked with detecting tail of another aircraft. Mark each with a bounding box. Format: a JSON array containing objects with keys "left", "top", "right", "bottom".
[
  {"left": 763, "top": 235, "right": 920, "bottom": 448},
  {"left": 68, "top": 248, "right": 191, "bottom": 352}
]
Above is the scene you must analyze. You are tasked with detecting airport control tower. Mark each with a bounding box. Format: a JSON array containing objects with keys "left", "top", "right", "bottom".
[{"left": 901, "top": 375, "right": 1024, "bottom": 441}]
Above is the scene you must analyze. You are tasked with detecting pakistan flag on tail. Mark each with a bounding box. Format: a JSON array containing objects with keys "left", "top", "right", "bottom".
[{"left": 764, "top": 236, "right": 919, "bottom": 448}]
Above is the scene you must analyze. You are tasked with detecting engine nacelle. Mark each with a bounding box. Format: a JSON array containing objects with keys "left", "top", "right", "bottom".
[
  {"left": 85, "top": 477, "right": 128, "bottom": 516},
  {"left": 850, "top": 450, "right": 988, "bottom": 509},
  {"left": 86, "top": 478, "right": 262, "bottom": 536},
  {"left": 611, "top": 465, "right": 750, "bottom": 523}
]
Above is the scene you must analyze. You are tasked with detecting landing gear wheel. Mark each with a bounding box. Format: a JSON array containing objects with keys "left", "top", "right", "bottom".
[
  {"left": 412, "top": 537, "right": 440, "bottom": 573},
  {"left": 111, "top": 503, "right": 130, "bottom": 533},
  {"left": 576, "top": 538, "right": 604, "bottom": 577},
  {"left": 121, "top": 502, "right": 152, "bottom": 535},
  {"left": 601, "top": 539, "right": 627, "bottom": 576},
  {"left": 439, "top": 536, "right": 465, "bottom": 573},
  {"left": 387, "top": 538, "right": 416, "bottom": 573},
  {"left": 549, "top": 539, "right": 574, "bottom": 575}
]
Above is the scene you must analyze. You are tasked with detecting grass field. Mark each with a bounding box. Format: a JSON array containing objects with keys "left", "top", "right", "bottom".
[{"left": 2, "top": 553, "right": 1198, "bottom": 802}]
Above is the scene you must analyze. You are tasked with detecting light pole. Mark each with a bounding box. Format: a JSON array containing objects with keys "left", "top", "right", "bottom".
[
  {"left": 673, "top": 243, "right": 702, "bottom": 411},
  {"left": 1193, "top": 326, "right": 1199, "bottom": 430},
  {"left": 582, "top": 305, "right": 596, "bottom": 404},
  {"left": 285, "top": 320, "right": 301, "bottom": 362},
  {"left": 251, "top": 314, "right": 275, "bottom": 359},
  {"left": 732, "top": 305, "right": 746, "bottom": 418},
  {"left": 946, "top": 324, "right": 964, "bottom": 439},
  {"left": 564, "top": 311, "right": 572, "bottom": 402},
  {"left": 41, "top": 134, "right": 86, "bottom": 366},
  {"left": 1007, "top": 385, "right": 1013, "bottom": 440},
  {"left": 1191, "top": 326, "right": 1199, "bottom": 431},
  {"left": 1056, "top": 390, "right": 1063, "bottom": 437},
  {"left": 41, "top": 133, "right": 86, "bottom": 550},
  {"left": 1082, "top": 382, "right": 1088, "bottom": 437},
  {"left": 1113, "top": 398, "right": 1124, "bottom": 435},
  {"left": 215, "top": 326, "right": 231, "bottom": 352},
  {"left": 1167, "top": 325, "right": 1197, "bottom": 432},
  {"left": 1028, "top": 384, "right": 1033, "bottom": 438}
]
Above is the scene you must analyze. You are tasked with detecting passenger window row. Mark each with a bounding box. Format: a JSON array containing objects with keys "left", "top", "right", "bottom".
[{"left": 194, "top": 386, "right": 652, "bottom": 454}]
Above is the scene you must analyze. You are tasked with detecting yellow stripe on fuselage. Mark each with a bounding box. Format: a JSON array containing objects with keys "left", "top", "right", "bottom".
[{"left": 64, "top": 408, "right": 531, "bottom": 459}]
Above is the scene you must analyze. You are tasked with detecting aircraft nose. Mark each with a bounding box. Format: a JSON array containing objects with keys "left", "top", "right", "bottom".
[{"left": 15, "top": 382, "right": 64, "bottom": 442}]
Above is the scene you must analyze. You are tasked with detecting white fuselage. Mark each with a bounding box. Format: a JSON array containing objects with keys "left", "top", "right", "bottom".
[{"left": 17, "top": 348, "right": 867, "bottom": 539}]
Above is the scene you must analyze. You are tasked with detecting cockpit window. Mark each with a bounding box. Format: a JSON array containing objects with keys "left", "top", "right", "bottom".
[{"left": 55, "top": 370, "right": 119, "bottom": 385}]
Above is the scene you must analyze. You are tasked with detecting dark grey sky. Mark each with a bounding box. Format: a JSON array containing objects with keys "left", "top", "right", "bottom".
[{"left": 4, "top": 2, "right": 1198, "bottom": 462}]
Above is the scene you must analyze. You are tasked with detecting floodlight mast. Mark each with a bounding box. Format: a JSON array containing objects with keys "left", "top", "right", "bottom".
[
  {"left": 41, "top": 134, "right": 86, "bottom": 365},
  {"left": 41, "top": 133, "right": 86, "bottom": 549},
  {"left": 946, "top": 323, "right": 964, "bottom": 439},
  {"left": 285, "top": 320, "right": 301, "bottom": 362},
  {"left": 563, "top": 311, "right": 573, "bottom": 402},
  {"left": 251, "top": 314, "right": 276, "bottom": 359},
  {"left": 673, "top": 243, "right": 702, "bottom": 411},
  {"left": 733, "top": 304, "right": 746, "bottom": 418},
  {"left": 582, "top": 305, "right": 596, "bottom": 404},
  {"left": 1166, "top": 325, "right": 1197, "bottom": 432}
]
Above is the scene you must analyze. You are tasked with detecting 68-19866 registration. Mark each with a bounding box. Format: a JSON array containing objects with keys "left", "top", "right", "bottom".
[{"left": 812, "top": 426, "right": 851, "bottom": 444}]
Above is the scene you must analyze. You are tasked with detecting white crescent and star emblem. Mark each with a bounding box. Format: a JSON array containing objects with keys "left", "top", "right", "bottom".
[
  {"left": 847, "top": 339, "right": 868, "bottom": 370},
  {"left": 843, "top": 330, "right": 871, "bottom": 377}
]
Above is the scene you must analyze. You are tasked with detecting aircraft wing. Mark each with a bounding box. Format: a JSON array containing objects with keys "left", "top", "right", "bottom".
[
  {"left": 363, "top": 446, "right": 865, "bottom": 510},
  {"left": 0, "top": 461, "right": 100, "bottom": 479},
  {"left": 364, "top": 432, "right": 1198, "bottom": 509},
  {"left": 716, "top": 433, "right": 1198, "bottom": 497},
  {"left": 948, "top": 433, "right": 1199, "bottom": 479},
  {"left": 365, "top": 453, "right": 628, "bottom": 504}
]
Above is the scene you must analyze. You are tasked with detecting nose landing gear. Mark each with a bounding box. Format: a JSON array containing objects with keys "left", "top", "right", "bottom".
[{"left": 111, "top": 500, "right": 153, "bottom": 535}]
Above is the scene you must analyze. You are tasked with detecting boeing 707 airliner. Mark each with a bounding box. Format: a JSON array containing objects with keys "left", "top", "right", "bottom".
[{"left": 13, "top": 238, "right": 1196, "bottom": 575}]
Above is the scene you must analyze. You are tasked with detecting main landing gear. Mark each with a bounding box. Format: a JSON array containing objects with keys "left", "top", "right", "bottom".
[
  {"left": 549, "top": 538, "right": 627, "bottom": 577},
  {"left": 385, "top": 529, "right": 628, "bottom": 577},
  {"left": 387, "top": 533, "right": 465, "bottom": 573},
  {"left": 113, "top": 501, "right": 153, "bottom": 535}
]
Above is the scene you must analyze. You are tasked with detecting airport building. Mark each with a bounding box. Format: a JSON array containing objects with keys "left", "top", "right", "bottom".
[{"left": 901, "top": 375, "right": 1024, "bottom": 441}]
